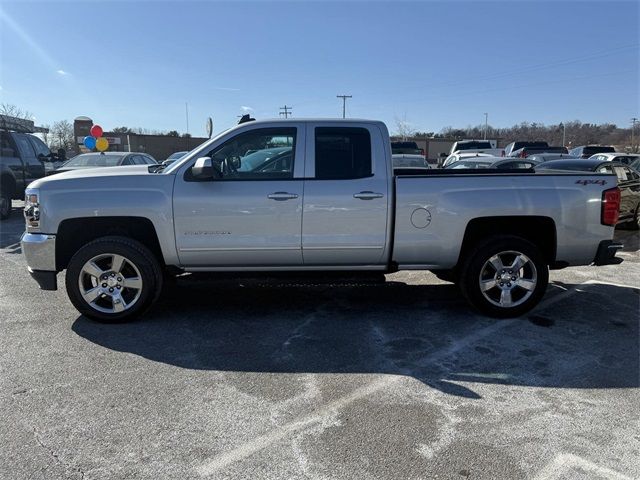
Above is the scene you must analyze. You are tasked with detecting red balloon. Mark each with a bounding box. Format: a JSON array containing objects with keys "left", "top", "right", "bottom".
[{"left": 90, "top": 125, "right": 103, "bottom": 138}]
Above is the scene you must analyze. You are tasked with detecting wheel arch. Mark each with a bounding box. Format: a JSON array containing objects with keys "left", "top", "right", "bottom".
[
  {"left": 459, "top": 216, "right": 557, "bottom": 268},
  {"left": 56, "top": 216, "right": 164, "bottom": 271}
]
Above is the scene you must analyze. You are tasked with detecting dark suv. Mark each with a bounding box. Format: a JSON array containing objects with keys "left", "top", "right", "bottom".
[
  {"left": 1, "top": 122, "right": 58, "bottom": 219},
  {"left": 569, "top": 145, "right": 615, "bottom": 159}
]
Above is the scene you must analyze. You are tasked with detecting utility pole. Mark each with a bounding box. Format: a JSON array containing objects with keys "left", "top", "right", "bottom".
[
  {"left": 559, "top": 122, "right": 566, "bottom": 147},
  {"left": 185, "top": 102, "right": 190, "bottom": 136},
  {"left": 632, "top": 117, "right": 638, "bottom": 153},
  {"left": 279, "top": 105, "right": 292, "bottom": 118},
  {"left": 483, "top": 113, "right": 488, "bottom": 140},
  {"left": 337, "top": 95, "right": 352, "bottom": 119}
]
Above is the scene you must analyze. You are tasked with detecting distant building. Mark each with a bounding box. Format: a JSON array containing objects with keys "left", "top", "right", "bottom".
[{"left": 73, "top": 116, "right": 208, "bottom": 161}]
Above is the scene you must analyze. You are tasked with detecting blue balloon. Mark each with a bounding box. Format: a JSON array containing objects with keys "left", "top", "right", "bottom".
[{"left": 83, "top": 136, "right": 96, "bottom": 149}]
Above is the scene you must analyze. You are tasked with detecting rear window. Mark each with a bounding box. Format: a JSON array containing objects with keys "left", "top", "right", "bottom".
[
  {"left": 315, "top": 127, "right": 372, "bottom": 180},
  {"left": 456, "top": 141, "right": 492, "bottom": 151},
  {"left": 64, "top": 154, "right": 124, "bottom": 167},
  {"left": 584, "top": 146, "right": 615, "bottom": 155}
]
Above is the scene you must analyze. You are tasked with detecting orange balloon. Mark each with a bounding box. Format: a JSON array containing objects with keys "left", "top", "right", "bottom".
[{"left": 95, "top": 137, "right": 109, "bottom": 152}]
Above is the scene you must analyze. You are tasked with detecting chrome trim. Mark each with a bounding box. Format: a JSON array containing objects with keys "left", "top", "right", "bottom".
[
  {"left": 21, "top": 233, "right": 56, "bottom": 272},
  {"left": 179, "top": 246, "right": 300, "bottom": 252}
]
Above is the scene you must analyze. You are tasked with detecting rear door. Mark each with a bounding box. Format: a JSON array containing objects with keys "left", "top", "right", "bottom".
[
  {"left": 301, "top": 123, "right": 390, "bottom": 266},
  {"left": 12, "top": 134, "right": 44, "bottom": 190}
]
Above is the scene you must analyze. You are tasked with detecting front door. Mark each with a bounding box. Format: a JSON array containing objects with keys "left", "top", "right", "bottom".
[{"left": 173, "top": 125, "right": 304, "bottom": 267}]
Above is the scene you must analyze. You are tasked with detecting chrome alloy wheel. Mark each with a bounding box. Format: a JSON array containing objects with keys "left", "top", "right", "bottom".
[
  {"left": 78, "top": 253, "right": 143, "bottom": 314},
  {"left": 478, "top": 250, "right": 537, "bottom": 308}
]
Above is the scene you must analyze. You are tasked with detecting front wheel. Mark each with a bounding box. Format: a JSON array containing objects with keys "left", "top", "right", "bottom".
[
  {"left": 459, "top": 235, "right": 549, "bottom": 318},
  {"left": 65, "top": 236, "right": 162, "bottom": 323}
]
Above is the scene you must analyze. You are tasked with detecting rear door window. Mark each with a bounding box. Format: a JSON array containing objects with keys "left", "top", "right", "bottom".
[
  {"left": 13, "top": 134, "right": 36, "bottom": 158},
  {"left": 315, "top": 127, "right": 372, "bottom": 179}
]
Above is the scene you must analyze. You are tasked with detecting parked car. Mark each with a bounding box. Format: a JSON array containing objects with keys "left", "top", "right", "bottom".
[
  {"left": 526, "top": 153, "right": 579, "bottom": 163},
  {"left": 448, "top": 140, "right": 504, "bottom": 157},
  {"left": 509, "top": 146, "right": 568, "bottom": 158},
  {"left": 503, "top": 141, "right": 549, "bottom": 157},
  {"left": 391, "top": 141, "right": 424, "bottom": 156},
  {"left": 162, "top": 151, "right": 189, "bottom": 167},
  {"left": 392, "top": 154, "right": 429, "bottom": 173},
  {"left": 49, "top": 152, "right": 157, "bottom": 175},
  {"left": 1, "top": 128, "right": 61, "bottom": 219},
  {"left": 588, "top": 152, "right": 640, "bottom": 165},
  {"left": 442, "top": 152, "right": 495, "bottom": 168},
  {"left": 21, "top": 118, "right": 623, "bottom": 322},
  {"left": 537, "top": 159, "right": 640, "bottom": 229},
  {"left": 569, "top": 145, "right": 615, "bottom": 159},
  {"left": 445, "top": 157, "right": 539, "bottom": 170}
]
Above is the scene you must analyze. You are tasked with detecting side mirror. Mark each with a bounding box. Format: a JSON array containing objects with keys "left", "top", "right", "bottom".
[{"left": 192, "top": 157, "right": 214, "bottom": 179}]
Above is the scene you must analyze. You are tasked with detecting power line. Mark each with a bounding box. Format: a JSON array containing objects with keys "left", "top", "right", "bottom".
[
  {"left": 336, "top": 95, "right": 352, "bottom": 119},
  {"left": 279, "top": 105, "right": 292, "bottom": 118}
]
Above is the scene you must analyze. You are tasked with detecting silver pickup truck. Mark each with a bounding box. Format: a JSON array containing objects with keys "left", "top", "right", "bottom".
[{"left": 21, "top": 119, "right": 623, "bottom": 322}]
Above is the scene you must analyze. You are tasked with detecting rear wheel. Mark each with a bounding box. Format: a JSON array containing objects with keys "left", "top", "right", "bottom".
[
  {"left": 459, "top": 235, "right": 549, "bottom": 318},
  {"left": 65, "top": 236, "right": 162, "bottom": 323}
]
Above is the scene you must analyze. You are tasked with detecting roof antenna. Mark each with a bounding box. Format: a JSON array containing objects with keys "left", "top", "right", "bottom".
[{"left": 238, "top": 114, "right": 255, "bottom": 125}]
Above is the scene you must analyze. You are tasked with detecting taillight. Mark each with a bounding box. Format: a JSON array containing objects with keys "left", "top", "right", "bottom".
[
  {"left": 601, "top": 187, "right": 620, "bottom": 226},
  {"left": 520, "top": 151, "right": 527, "bottom": 158}
]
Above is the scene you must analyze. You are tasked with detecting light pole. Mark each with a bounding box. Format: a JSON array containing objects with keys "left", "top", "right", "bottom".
[
  {"left": 632, "top": 117, "right": 638, "bottom": 153},
  {"left": 483, "top": 113, "right": 488, "bottom": 140},
  {"left": 559, "top": 122, "right": 566, "bottom": 147}
]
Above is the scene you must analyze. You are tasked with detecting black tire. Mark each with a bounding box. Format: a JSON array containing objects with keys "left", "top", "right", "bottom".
[
  {"left": 65, "top": 236, "right": 162, "bottom": 323},
  {"left": 459, "top": 235, "right": 549, "bottom": 318},
  {"left": 0, "top": 190, "right": 11, "bottom": 220}
]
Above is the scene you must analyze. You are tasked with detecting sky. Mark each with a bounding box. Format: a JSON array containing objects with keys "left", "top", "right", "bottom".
[{"left": 0, "top": 0, "right": 638, "bottom": 137}]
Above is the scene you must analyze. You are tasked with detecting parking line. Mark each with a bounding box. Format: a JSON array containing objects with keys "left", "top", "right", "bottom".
[
  {"left": 532, "top": 453, "right": 634, "bottom": 480},
  {"left": 196, "top": 318, "right": 517, "bottom": 476},
  {"left": 198, "top": 280, "right": 611, "bottom": 476}
]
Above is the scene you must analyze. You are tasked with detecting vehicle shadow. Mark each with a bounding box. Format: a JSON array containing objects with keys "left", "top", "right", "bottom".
[
  {"left": 72, "top": 276, "right": 639, "bottom": 398},
  {"left": 0, "top": 202, "right": 25, "bottom": 251}
]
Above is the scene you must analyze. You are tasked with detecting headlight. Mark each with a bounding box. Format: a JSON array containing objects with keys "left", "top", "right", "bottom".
[{"left": 24, "top": 189, "right": 40, "bottom": 229}]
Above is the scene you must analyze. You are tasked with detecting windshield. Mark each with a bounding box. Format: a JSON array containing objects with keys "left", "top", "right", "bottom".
[
  {"left": 238, "top": 147, "right": 291, "bottom": 171},
  {"left": 63, "top": 154, "right": 124, "bottom": 167}
]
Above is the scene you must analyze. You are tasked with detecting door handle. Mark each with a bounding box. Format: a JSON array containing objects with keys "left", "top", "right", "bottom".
[
  {"left": 267, "top": 192, "right": 299, "bottom": 201},
  {"left": 353, "top": 191, "right": 384, "bottom": 200}
]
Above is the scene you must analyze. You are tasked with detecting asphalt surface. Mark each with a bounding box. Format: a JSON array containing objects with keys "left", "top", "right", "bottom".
[{"left": 1, "top": 201, "right": 639, "bottom": 480}]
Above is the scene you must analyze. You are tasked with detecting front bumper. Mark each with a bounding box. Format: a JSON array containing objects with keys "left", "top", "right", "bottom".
[
  {"left": 21, "top": 233, "right": 58, "bottom": 290},
  {"left": 593, "top": 240, "right": 624, "bottom": 266}
]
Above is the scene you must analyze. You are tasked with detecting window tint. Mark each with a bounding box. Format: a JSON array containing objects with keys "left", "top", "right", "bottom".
[
  {"left": 28, "top": 135, "right": 50, "bottom": 157},
  {"left": 121, "top": 156, "right": 134, "bottom": 165},
  {"left": 13, "top": 134, "right": 36, "bottom": 158},
  {"left": 0, "top": 132, "right": 16, "bottom": 157},
  {"left": 315, "top": 127, "right": 371, "bottom": 180},
  {"left": 202, "top": 127, "right": 296, "bottom": 180}
]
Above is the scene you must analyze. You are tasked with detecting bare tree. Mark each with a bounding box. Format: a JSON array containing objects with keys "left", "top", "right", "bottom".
[
  {"left": 49, "top": 120, "right": 75, "bottom": 152},
  {"left": 0, "top": 103, "right": 34, "bottom": 120},
  {"left": 394, "top": 116, "right": 416, "bottom": 140}
]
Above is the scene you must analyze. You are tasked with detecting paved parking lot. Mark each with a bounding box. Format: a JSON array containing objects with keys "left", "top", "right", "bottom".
[{"left": 1, "top": 201, "right": 638, "bottom": 479}]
